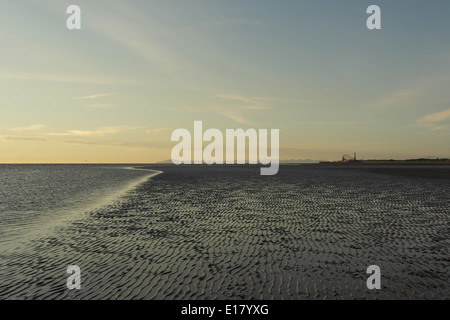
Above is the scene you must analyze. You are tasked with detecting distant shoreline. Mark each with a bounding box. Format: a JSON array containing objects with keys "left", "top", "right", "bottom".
[
  {"left": 315, "top": 160, "right": 450, "bottom": 180},
  {"left": 319, "top": 159, "right": 450, "bottom": 166}
]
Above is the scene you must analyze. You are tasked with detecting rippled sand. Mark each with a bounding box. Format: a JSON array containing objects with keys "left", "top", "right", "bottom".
[{"left": 0, "top": 165, "right": 448, "bottom": 300}]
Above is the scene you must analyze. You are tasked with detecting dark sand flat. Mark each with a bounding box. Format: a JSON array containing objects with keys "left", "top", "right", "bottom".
[
  {"left": 0, "top": 165, "right": 448, "bottom": 300},
  {"left": 366, "top": 166, "right": 450, "bottom": 180}
]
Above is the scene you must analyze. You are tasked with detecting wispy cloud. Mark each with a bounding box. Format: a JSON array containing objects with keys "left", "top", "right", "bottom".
[
  {"left": 0, "top": 135, "right": 46, "bottom": 142},
  {"left": 297, "top": 121, "right": 376, "bottom": 125},
  {"left": 0, "top": 135, "right": 165, "bottom": 149},
  {"left": 76, "top": 93, "right": 117, "bottom": 108},
  {"left": 1, "top": 124, "right": 163, "bottom": 149},
  {"left": 166, "top": 104, "right": 258, "bottom": 126},
  {"left": 50, "top": 139, "right": 163, "bottom": 149},
  {"left": 216, "top": 94, "right": 314, "bottom": 104},
  {"left": 241, "top": 105, "right": 271, "bottom": 110},
  {"left": 215, "top": 94, "right": 272, "bottom": 114},
  {"left": 372, "top": 90, "right": 414, "bottom": 109},
  {"left": 416, "top": 109, "right": 450, "bottom": 133},
  {"left": 45, "top": 126, "right": 143, "bottom": 137},
  {"left": 145, "top": 128, "right": 172, "bottom": 134},
  {"left": 10, "top": 124, "right": 46, "bottom": 132},
  {"left": 284, "top": 141, "right": 388, "bottom": 150},
  {"left": 221, "top": 113, "right": 256, "bottom": 126},
  {"left": 0, "top": 73, "right": 140, "bottom": 85},
  {"left": 203, "top": 17, "right": 263, "bottom": 27},
  {"left": 75, "top": 93, "right": 117, "bottom": 100},
  {"left": 84, "top": 104, "right": 116, "bottom": 109},
  {"left": 86, "top": 3, "right": 196, "bottom": 73},
  {"left": 430, "top": 125, "right": 448, "bottom": 132},
  {"left": 216, "top": 94, "right": 260, "bottom": 104},
  {"left": 417, "top": 109, "right": 450, "bottom": 126}
]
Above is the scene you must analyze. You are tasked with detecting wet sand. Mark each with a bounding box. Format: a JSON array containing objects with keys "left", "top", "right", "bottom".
[
  {"left": 323, "top": 162, "right": 450, "bottom": 180},
  {"left": 366, "top": 166, "right": 450, "bottom": 180},
  {"left": 0, "top": 165, "right": 448, "bottom": 300}
]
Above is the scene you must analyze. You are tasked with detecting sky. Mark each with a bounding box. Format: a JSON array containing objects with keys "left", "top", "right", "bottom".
[{"left": 0, "top": 0, "right": 449, "bottom": 163}]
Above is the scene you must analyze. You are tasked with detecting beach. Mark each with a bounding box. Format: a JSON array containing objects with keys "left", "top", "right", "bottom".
[{"left": 0, "top": 164, "right": 448, "bottom": 300}]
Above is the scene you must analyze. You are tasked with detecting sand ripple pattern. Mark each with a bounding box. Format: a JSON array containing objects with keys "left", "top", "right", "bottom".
[{"left": 0, "top": 165, "right": 448, "bottom": 300}]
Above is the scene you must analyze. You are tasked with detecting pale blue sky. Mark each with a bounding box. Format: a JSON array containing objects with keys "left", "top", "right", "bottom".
[{"left": 0, "top": 0, "right": 449, "bottom": 162}]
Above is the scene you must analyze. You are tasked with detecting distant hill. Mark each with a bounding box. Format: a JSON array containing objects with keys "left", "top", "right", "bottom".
[
  {"left": 416, "top": 156, "right": 447, "bottom": 160},
  {"left": 156, "top": 159, "right": 174, "bottom": 164},
  {"left": 279, "top": 159, "right": 322, "bottom": 164}
]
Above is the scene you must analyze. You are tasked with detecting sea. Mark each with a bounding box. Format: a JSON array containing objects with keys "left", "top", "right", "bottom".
[{"left": 0, "top": 164, "right": 159, "bottom": 250}]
